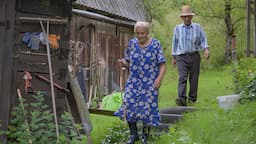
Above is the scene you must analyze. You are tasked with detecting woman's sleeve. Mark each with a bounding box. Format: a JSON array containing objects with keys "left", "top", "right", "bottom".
[
  {"left": 156, "top": 40, "right": 166, "bottom": 65},
  {"left": 124, "top": 39, "right": 132, "bottom": 62}
]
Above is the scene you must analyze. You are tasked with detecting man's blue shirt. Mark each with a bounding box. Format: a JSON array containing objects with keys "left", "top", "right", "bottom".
[{"left": 172, "top": 22, "right": 208, "bottom": 56}]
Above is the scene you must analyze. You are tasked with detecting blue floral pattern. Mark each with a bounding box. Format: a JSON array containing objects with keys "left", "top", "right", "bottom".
[{"left": 114, "top": 38, "right": 166, "bottom": 126}]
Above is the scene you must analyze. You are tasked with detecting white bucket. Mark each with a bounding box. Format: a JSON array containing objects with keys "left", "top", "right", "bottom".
[{"left": 216, "top": 94, "right": 240, "bottom": 110}]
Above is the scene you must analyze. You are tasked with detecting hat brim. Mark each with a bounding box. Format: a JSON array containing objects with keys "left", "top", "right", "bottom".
[{"left": 180, "top": 13, "right": 195, "bottom": 16}]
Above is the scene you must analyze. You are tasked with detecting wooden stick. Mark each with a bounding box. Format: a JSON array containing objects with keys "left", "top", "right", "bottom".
[
  {"left": 17, "top": 89, "right": 33, "bottom": 144},
  {"left": 120, "top": 67, "right": 127, "bottom": 125},
  {"left": 39, "top": 20, "right": 59, "bottom": 140},
  {"left": 21, "top": 51, "right": 48, "bottom": 56},
  {"left": 87, "top": 85, "right": 93, "bottom": 108},
  {"left": 35, "top": 73, "right": 70, "bottom": 93}
]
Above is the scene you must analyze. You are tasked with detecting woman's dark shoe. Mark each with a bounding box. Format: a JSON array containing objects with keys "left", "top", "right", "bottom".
[
  {"left": 127, "top": 135, "right": 139, "bottom": 144},
  {"left": 141, "top": 133, "right": 147, "bottom": 144}
]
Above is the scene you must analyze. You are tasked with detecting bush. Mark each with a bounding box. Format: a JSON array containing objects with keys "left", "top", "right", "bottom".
[
  {"left": 232, "top": 57, "right": 256, "bottom": 93},
  {"left": 2, "top": 92, "right": 87, "bottom": 144},
  {"left": 101, "top": 122, "right": 129, "bottom": 144}
]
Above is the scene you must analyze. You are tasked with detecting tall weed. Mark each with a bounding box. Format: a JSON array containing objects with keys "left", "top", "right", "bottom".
[{"left": 168, "top": 102, "right": 256, "bottom": 144}]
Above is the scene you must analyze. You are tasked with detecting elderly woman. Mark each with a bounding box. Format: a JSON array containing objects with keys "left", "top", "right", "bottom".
[{"left": 114, "top": 21, "right": 166, "bottom": 144}]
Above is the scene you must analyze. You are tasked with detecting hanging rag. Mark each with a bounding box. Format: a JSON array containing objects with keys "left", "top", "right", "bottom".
[
  {"left": 48, "top": 34, "right": 60, "bottom": 49},
  {"left": 77, "top": 68, "right": 87, "bottom": 102},
  {"left": 22, "top": 32, "right": 41, "bottom": 50},
  {"left": 28, "top": 35, "right": 40, "bottom": 50},
  {"left": 39, "top": 32, "right": 48, "bottom": 45}
]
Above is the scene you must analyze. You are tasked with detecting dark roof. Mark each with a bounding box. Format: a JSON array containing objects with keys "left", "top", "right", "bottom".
[{"left": 74, "top": 0, "right": 150, "bottom": 22}]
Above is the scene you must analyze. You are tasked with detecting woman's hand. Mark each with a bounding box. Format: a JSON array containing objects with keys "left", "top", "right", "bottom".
[
  {"left": 153, "top": 77, "right": 161, "bottom": 89},
  {"left": 117, "top": 59, "right": 129, "bottom": 68}
]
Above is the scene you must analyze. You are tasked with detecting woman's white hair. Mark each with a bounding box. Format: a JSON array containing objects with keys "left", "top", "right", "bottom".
[{"left": 134, "top": 21, "right": 151, "bottom": 33}]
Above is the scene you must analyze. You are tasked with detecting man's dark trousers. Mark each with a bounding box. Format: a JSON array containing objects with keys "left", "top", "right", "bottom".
[{"left": 176, "top": 52, "right": 201, "bottom": 103}]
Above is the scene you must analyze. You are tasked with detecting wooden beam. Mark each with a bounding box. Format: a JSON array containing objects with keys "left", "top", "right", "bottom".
[
  {"left": 19, "top": 17, "right": 68, "bottom": 24},
  {"left": 246, "top": 0, "right": 251, "bottom": 57},
  {"left": 88, "top": 108, "right": 115, "bottom": 116}
]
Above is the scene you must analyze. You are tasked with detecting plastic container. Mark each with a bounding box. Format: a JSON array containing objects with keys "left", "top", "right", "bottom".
[{"left": 216, "top": 94, "right": 240, "bottom": 110}]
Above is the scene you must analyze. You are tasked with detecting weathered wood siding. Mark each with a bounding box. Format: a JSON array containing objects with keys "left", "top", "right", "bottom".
[
  {"left": 70, "top": 15, "right": 133, "bottom": 103},
  {"left": 4, "top": 0, "right": 73, "bottom": 127},
  {"left": 0, "top": 0, "right": 16, "bottom": 137}
]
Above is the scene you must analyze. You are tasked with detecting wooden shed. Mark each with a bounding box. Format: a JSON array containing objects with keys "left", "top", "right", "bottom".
[
  {"left": 0, "top": 0, "right": 73, "bottom": 142},
  {"left": 70, "top": 0, "right": 150, "bottom": 109},
  {"left": 0, "top": 0, "right": 150, "bottom": 142}
]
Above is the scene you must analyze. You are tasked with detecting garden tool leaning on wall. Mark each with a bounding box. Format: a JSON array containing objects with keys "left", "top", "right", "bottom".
[
  {"left": 23, "top": 71, "right": 33, "bottom": 94},
  {"left": 68, "top": 65, "right": 93, "bottom": 144},
  {"left": 120, "top": 67, "right": 127, "bottom": 125}
]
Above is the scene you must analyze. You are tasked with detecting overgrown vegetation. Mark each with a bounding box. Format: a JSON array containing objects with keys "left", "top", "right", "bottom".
[
  {"left": 1, "top": 93, "right": 87, "bottom": 144},
  {"left": 165, "top": 101, "right": 256, "bottom": 144},
  {"left": 232, "top": 57, "right": 256, "bottom": 93},
  {"left": 101, "top": 122, "right": 129, "bottom": 144}
]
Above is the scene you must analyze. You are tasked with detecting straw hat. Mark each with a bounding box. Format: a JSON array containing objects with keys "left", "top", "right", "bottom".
[{"left": 180, "top": 5, "right": 195, "bottom": 16}]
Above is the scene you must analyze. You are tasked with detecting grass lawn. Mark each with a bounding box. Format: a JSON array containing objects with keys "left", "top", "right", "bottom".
[{"left": 89, "top": 65, "right": 234, "bottom": 144}]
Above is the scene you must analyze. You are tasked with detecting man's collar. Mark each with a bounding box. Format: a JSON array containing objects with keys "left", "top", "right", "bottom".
[{"left": 182, "top": 23, "right": 193, "bottom": 28}]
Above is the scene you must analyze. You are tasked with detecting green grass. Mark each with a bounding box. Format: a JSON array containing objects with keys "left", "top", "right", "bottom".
[
  {"left": 89, "top": 114, "right": 120, "bottom": 144},
  {"left": 157, "top": 101, "right": 256, "bottom": 144},
  {"left": 89, "top": 65, "right": 235, "bottom": 144}
]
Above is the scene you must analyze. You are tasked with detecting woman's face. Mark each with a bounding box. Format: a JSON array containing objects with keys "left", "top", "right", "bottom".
[{"left": 135, "top": 26, "right": 148, "bottom": 44}]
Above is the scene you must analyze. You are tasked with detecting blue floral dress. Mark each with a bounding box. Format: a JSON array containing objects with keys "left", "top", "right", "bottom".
[{"left": 114, "top": 38, "right": 166, "bottom": 126}]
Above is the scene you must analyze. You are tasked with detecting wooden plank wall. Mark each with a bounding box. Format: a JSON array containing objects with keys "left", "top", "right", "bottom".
[
  {"left": 70, "top": 15, "right": 133, "bottom": 108},
  {"left": 0, "top": 0, "right": 16, "bottom": 142}
]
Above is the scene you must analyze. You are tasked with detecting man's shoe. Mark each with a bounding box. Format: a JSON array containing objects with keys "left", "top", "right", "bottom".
[
  {"left": 127, "top": 135, "right": 139, "bottom": 144},
  {"left": 175, "top": 98, "right": 187, "bottom": 106},
  {"left": 188, "top": 99, "right": 196, "bottom": 105}
]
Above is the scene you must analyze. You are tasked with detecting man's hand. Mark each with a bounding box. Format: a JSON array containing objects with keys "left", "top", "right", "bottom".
[
  {"left": 172, "top": 56, "right": 176, "bottom": 67},
  {"left": 204, "top": 48, "right": 210, "bottom": 60}
]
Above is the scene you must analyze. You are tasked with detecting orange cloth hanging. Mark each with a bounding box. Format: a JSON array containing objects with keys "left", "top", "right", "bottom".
[{"left": 48, "top": 34, "right": 60, "bottom": 49}]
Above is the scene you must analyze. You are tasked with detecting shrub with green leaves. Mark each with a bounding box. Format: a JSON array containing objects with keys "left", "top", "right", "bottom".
[
  {"left": 233, "top": 57, "right": 256, "bottom": 93},
  {"left": 4, "top": 92, "right": 87, "bottom": 144},
  {"left": 101, "top": 122, "right": 129, "bottom": 144},
  {"left": 239, "top": 77, "right": 256, "bottom": 103}
]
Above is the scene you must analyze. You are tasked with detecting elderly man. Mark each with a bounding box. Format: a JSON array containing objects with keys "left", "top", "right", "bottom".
[{"left": 172, "top": 5, "right": 210, "bottom": 106}]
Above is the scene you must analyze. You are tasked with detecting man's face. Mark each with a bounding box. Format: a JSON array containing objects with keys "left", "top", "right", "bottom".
[{"left": 181, "top": 15, "right": 193, "bottom": 25}]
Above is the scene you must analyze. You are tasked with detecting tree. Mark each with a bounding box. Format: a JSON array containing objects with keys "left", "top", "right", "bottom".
[
  {"left": 191, "top": 0, "right": 245, "bottom": 63},
  {"left": 144, "top": 0, "right": 246, "bottom": 64}
]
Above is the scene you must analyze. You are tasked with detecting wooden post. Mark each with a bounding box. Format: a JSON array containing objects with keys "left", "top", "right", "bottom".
[
  {"left": 254, "top": 0, "right": 256, "bottom": 57},
  {"left": 232, "top": 35, "right": 237, "bottom": 61},
  {"left": 246, "top": 0, "right": 251, "bottom": 57}
]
